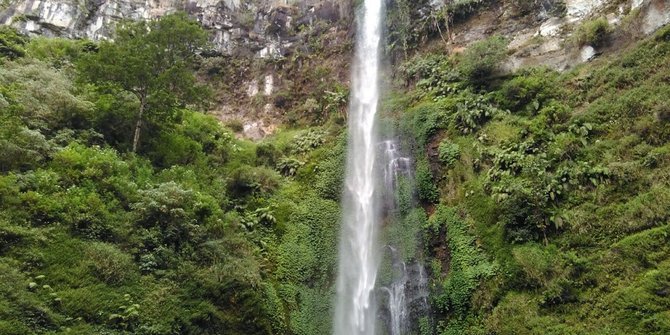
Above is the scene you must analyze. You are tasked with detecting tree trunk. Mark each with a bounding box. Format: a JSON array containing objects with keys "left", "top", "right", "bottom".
[{"left": 132, "top": 97, "right": 145, "bottom": 153}]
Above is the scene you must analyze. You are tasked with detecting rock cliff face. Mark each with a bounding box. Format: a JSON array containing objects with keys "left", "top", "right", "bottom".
[
  {"left": 1, "top": 0, "right": 354, "bottom": 140},
  {"left": 0, "top": 0, "right": 350, "bottom": 57},
  {"left": 428, "top": 0, "right": 670, "bottom": 71},
  {"left": 2, "top": 0, "right": 669, "bottom": 140}
]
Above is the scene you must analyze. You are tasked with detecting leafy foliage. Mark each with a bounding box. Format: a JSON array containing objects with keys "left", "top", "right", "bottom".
[
  {"left": 456, "top": 35, "right": 509, "bottom": 82},
  {"left": 396, "top": 24, "right": 670, "bottom": 335},
  {"left": 78, "top": 12, "right": 210, "bottom": 152},
  {"left": 573, "top": 17, "right": 612, "bottom": 47},
  {"left": 438, "top": 140, "right": 461, "bottom": 167},
  {"left": 0, "top": 15, "right": 350, "bottom": 334},
  {"left": 427, "top": 206, "right": 497, "bottom": 316},
  {"left": 0, "top": 26, "right": 26, "bottom": 59}
]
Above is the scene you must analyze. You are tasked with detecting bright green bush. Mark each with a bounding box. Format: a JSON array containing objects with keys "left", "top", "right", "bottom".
[
  {"left": 313, "top": 136, "right": 346, "bottom": 200},
  {"left": 227, "top": 165, "right": 280, "bottom": 197},
  {"left": 0, "top": 125, "right": 52, "bottom": 172},
  {"left": 416, "top": 155, "right": 439, "bottom": 203},
  {"left": 457, "top": 35, "right": 509, "bottom": 82},
  {"left": 146, "top": 131, "right": 203, "bottom": 167},
  {"left": 0, "top": 59, "right": 94, "bottom": 129},
  {"left": 289, "top": 287, "right": 333, "bottom": 335},
  {"left": 453, "top": 91, "right": 502, "bottom": 134},
  {"left": 429, "top": 206, "right": 497, "bottom": 316},
  {"left": 485, "top": 292, "right": 540, "bottom": 335},
  {"left": 60, "top": 187, "right": 120, "bottom": 240},
  {"left": 401, "top": 100, "right": 451, "bottom": 146},
  {"left": 132, "top": 182, "right": 212, "bottom": 252},
  {"left": 50, "top": 144, "right": 132, "bottom": 195},
  {"left": 495, "top": 67, "right": 560, "bottom": 113},
  {"left": 0, "top": 26, "right": 26, "bottom": 59},
  {"left": 573, "top": 17, "right": 612, "bottom": 47},
  {"left": 277, "top": 157, "right": 304, "bottom": 177},
  {"left": 256, "top": 142, "right": 280, "bottom": 167},
  {"left": 512, "top": 243, "right": 574, "bottom": 304},
  {"left": 290, "top": 129, "right": 326, "bottom": 155},
  {"left": 26, "top": 37, "right": 92, "bottom": 67},
  {"left": 438, "top": 139, "right": 461, "bottom": 167},
  {"left": 84, "top": 242, "right": 136, "bottom": 286}
]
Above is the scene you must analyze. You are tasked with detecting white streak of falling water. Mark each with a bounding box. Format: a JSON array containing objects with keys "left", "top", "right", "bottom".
[
  {"left": 382, "top": 246, "right": 409, "bottom": 335},
  {"left": 334, "top": 0, "right": 384, "bottom": 334}
]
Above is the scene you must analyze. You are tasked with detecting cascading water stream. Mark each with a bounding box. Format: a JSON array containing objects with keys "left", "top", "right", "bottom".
[
  {"left": 334, "top": 0, "right": 384, "bottom": 334},
  {"left": 381, "top": 246, "right": 409, "bottom": 335}
]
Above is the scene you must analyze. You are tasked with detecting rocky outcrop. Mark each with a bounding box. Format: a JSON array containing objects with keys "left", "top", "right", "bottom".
[
  {"left": 428, "top": 0, "right": 670, "bottom": 71},
  {"left": 5, "top": 0, "right": 667, "bottom": 140},
  {"left": 0, "top": 0, "right": 351, "bottom": 57},
  {"left": 0, "top": 0, "right": 353, "bottom": 140}
]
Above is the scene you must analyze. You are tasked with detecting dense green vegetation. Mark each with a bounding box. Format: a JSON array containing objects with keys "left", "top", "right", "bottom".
[
  {"left": 0, "top": 14, "right": 345, "bottom": 334},
  {"left": 390, "top": 26, "right": 670, "bottom": 335},
  {"left": 2, "top": 5, "right": 670, "bottom": 335}
]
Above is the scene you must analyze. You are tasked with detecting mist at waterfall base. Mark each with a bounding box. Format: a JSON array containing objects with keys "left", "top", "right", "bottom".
[{"left": 333, "top": 0, "right": 430, "bottom": 334}]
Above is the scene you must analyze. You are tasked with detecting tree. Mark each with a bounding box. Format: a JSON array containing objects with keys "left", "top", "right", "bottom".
[{"left": 79, "top": 12, "right": 210, "bottom": 152}]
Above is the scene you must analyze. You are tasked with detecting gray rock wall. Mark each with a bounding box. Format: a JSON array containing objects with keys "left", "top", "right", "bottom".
[{"left": 0, "top": 0, "right": 351, "bottom": 57}]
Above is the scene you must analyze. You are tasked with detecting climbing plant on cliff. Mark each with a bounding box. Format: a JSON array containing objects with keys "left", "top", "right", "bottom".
[{"left": 78, "top": 12, "right": 210, "bottom": 152}]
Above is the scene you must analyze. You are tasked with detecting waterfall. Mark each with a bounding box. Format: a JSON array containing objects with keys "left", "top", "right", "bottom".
[
  {"left": 381, "top": 246, "right": 409, "bottom": 335},
  {"left": 378, "top": 139, "right": 432, "bottom": 335},
  {"left": 333, "top": 0, "right": 384, "bottom": 334}
]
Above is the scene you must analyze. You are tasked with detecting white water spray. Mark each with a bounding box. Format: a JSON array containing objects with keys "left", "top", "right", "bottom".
[{"left": 334, "top": 0, "right": 384, "bottom": 334}]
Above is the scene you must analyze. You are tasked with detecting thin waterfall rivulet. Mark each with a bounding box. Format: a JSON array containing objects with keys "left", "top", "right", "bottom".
[{"left": 333, "top": 0, "right": 384, "bottom": 334}]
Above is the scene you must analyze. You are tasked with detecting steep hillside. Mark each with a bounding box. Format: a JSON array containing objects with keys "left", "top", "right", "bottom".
[
  {"left": 1, "top": 0, "right": 670, "bottom": 334},
  {"left": 390, "top": 22, "right": 670, "bottom": 335},
  {"left": 0, "top": 14, "right": 348, "bottom": 334}
]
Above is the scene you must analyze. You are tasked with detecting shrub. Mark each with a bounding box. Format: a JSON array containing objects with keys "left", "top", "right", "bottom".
[
  {"left": 495, "top": 67, "right": 559, "bottom": 113},
  {"left": 26, "top": 37, "right": 92, "bottom": 67},
  {"left": 401, "top": 53, "right": 453, "bottom": 83},
  {"left": 485, "top": 292, "right": 540, "bottom": 334},
  {"left": 438, "top": 140, "right": 461, "bottom": 167},
  {"left": 50, "top": 143, "right": 130, "bottom": 186},
  {"left": 60, "top": 187, "right": 119, "bottom": 240},
  {"left": 416, "top": 155, "right": 439, "bottom": 203},
  {"left": 457, "top": 35, "right": 509, "bottom": 83},
  {"left": 289, "top": 287, "right": 333, "bottom": 335},
  {"left": 227, "top": 165, "right": 280, "bottom": 197},
  {"left": 0, "top": 26, "right": 26, "bottom": 59},
  {"left": 179, "top": 112, "right": 233, "bottom": 157},
  {"left": 0, "top": 59, "right": 94, "bottom": 129},
  {"left": 429, "top": 206, "right": 497, "bottom": 316},
  {"left": 401, "top": 100, "right": 451, "bottom": 146},
  {"left": 132, "top": 182, "right": 219, "bottom": 251},
  {"left": 573, "top": 17, "right": 611, "bottom": 47},
  {"left": 277, "top": 223, "right": 316, "bottom": 283},
  {"left": 0, "top": 126, "right": 52, "bottom": 172},
  {"left": 291, "top": 129, "right": 326, "bottom": 155},
  {"left": 85, "top": 242, "right": 136, "bottom": 285},
  {"left": 314, "top": 136, "right": 346, "bottom": 200},
  {"left": 225, "top": 119, "right": 245, "bottom": 133},
  {"left": 146, "top": 131, "right": 203, "bottom": 168},
  {"left": 454, "top": 93, "right": 502, "bottom": 134},
  {"left": 496, "top": 183, "right": 550, "bottom": 243},
  {"left": 256, "top": 142, "right": 280, "bottom": 167},
  {"left": 277, "top": 157, "right": 304, "bottom": 177},
  {"left": 512, "top": 243, "right": 574, "bottom": 304}
]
